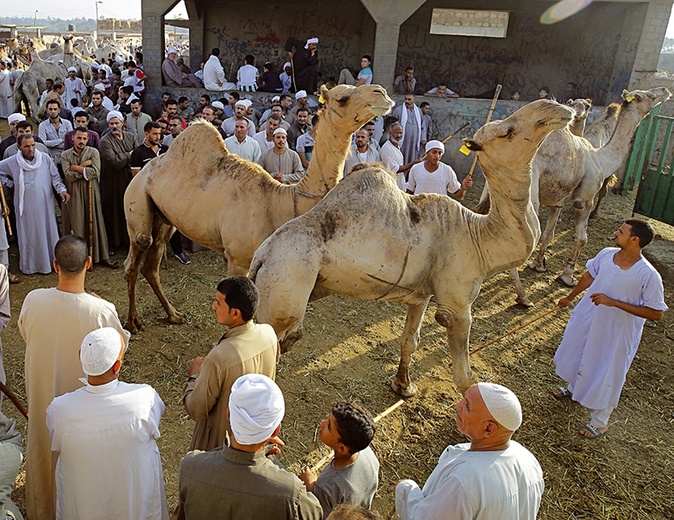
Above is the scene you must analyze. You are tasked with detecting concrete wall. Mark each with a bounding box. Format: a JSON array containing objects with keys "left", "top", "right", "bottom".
[
  {"left": 396, "top": 0, "right": 647, "bottom": 105},
  {"left": 195, "top": 0, "right": 375, "bottom": 86}
]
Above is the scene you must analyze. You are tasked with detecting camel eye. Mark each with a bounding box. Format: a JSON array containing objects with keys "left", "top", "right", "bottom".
[{"left": 498, "top": 127, "right": 515, "bottom": 139}]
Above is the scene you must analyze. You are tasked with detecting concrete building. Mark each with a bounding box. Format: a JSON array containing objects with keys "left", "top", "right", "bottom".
[{"left": 141, "top": 0, "right": 673, "bottom": 104}]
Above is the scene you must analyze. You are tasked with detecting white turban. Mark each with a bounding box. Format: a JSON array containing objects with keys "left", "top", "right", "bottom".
[
  {"left": 90, "top": 61, "right": 100, "bottom": 70},
  {"left": 305, "top": 37, "right": 319, "bottom": 48},
  {"left": 229, "top": 374, "right": 285, "bottom": 445},
  {"left": 8, "top": 113, "right": 25, "bottom": 125},
  {"left": 235, "top": 99, "right": 252, "bottom": 110},
  {"left": 93, "top": 83, "right": 106, "bottom": 92},
  {"left": 273, "top": 127, "right": 287, "bottom": 136},
  {"left": 106, "top": 110, "right": 124, "bottom": 122},
  {"left": 425, "top": 140, "right": 445, "bottom": 154},
  {"left": 80, "top": 328, "right": 124, "bottom": 376},
  {"left": 295, "top": 90, "right": 307, "bottom": 100},
  {"left": 272, "top": 95, "right": 280, "bottom": 102},
  {"left": 167, "top": 47, "right": 178, "bottom": 54},
  {"left": 212, "top": 101, "right": 225, "bottom": 110},
  {"left": 477, "top": 382, "right": 522, "bottom": 432},
  {"left": 283, "top": 62, "right": 291, "bottom": 70},
  {"left": 67, "top": 66, "right": 77, "bottom": 73}
]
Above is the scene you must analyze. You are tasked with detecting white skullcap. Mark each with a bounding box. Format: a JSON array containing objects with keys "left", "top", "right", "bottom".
[
  {"left": 306, "top": 37, "right": 319, "bottom": 45},
  {"left": 272, "top": 95, "right": 280, "bottom": 102},
  {"left": 273, "top": 127, "right": 287, "bottom": 136},
  {"left": 477, "top": 382, "right": 522, "bottom": 431},
  {"left": 7, "top": 113, "right": 25, "bottom": 125},
  {"left": 90, "top": 61, "right": 100, "bottom": 70},
  {"left": 283, "top": 62, "right": 291, "bottom": 69},
  {"left": 106, "top": 110, "right": 124, "bottom": 122},
  {"left": 80, "top": 327, "right": 124, "bottom": 376},
  {"left": 167, "top": 47, "right": 178, "bottom": 54},
  {"left": 425, "top": 140, "right": 445, "bottom": 154},
  {"left": 93, "top": 83, "right": 106, "bottom": 91},
  {"left": 212, "top": 101, "right": 225, "bottom": 110},
  {"left": 229, "top": 374, "right": 285, "bottom": 445},
  {"left": 67, "top": 66, "right": 77, "bottom": 73},
  {"left": 295, "top": 90, "right": 307, "bottom": 99}
]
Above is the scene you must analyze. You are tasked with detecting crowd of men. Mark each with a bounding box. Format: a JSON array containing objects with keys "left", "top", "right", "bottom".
[{"left": 0, "top": 36, "right": 668, "bottom": 520}]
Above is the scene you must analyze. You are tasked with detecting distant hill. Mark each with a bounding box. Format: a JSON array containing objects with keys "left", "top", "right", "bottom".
[{"left": 0, "top": 16, "right": 136, "bottom": 32}]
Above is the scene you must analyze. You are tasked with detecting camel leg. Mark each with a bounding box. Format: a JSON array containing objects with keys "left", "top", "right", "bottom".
[
  {"left": 140, "top": 221, "right": 185, "bottom": 324},
  {"left": 124, "top": 235, "right": 151, "bottom": 333},
  {"left": 558, "top": 201, "right": 593, "bottom": 286},
  {"left": 589, "top": 177, "right": 611, "bottom": 219},
  {"left": 510, "top": 268, "right": 533, "bottom": 307},
  {"left": 435, "top": 303, "right": 474, "bottom": 394},
  {"left": 391, "top": 301, "right": 429, "bottom": 398},
  {"left": 528, "top": 206, "right": 563, "bottom": 272}
]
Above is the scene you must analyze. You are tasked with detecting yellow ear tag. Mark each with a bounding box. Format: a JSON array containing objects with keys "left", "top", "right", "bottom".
[
  {"left": 459, "top": 144, "right": 471, "bottom": 156},
  {"left": 318, "top": 94, "right": 325, "bottom": 104},
  {"left": 625, "top": 95, "right": 634, "bottom": 102}
]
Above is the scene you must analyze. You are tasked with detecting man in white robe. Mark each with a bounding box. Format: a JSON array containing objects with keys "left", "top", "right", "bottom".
[
  {"left": 395, "top": 383, "right": 544, "bottom": 519},
  {"left": 64, "top": 67, "right": 86, "bottom": 108},
  {"left": 554, "top": 219, "right": 667, "bottom": 438},
  {"left": 203, "top": 48, "right": 236, "bottom": 91},
  {"left": 0, "top": 134, "right": 70, "bottom": 275},
  {"left": 224, "top": 119, "right": 261, "bottom": 162},
  {"left": 19, "top": 235, "right": 130, "bottom": 520},
  {"left": 379, "top": 123, "right": 422, "bottom": 190},
  {"left": 393, "top": 94, "right": 422, "bottom": 164},
  {"left": 47, "top": 327, "right": 168, "bottom": 520}
]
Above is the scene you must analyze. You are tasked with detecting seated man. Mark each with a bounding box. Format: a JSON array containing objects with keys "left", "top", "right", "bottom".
[
  {"left": 424, "top": 82, "right": 459, "bottom": 98},
  {"left": 257, "top": 128, "right": 304, "bottom": 184},
  {"left": 46, "top": 327, "right": 168, "bottom": 519},
  {"left": 299, "top": 402, "right": 379, "bottom": 518},
  {"left": 178, "top": 373, "right": 323, "bottom": 520},
  {"left": 406, "top": 140, "right": 472, "bottom": 201},
  {"left": 0, "top": 411, "right": 24, "bottom": 520},
  {"left": 395, "top": 383, "right": 544, "bottom": 519},
  {"left": 162, "top": 47, "right": 201, "bottom": 88}
]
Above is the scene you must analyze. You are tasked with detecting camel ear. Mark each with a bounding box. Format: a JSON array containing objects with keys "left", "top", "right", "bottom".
[
  {"left": 633, "top": 92, "right": 644, "bottom": 102},
  {"left": 463, "top": 138, "right": 482, "bottom": 151},
  {"left": 319, "top": 84, "right": 330, "bottom": 103},
  {"left": 622, "top": 89, "right": 630, "bottom": 100}
]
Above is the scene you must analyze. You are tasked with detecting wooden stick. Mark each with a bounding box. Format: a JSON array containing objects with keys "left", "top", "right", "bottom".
[
  {"left": 290, "top": 56, "right": 297, "bottom": 93},
  {"left": 0, "top": 380, "right": 28, "bottom": 420},
  {"left": 310, "top": 399, "right": 405, "bottom": 473},
  {"left": 466, "top": 84, "right": 502, "bottom": 179},
  {"left": 386, "top": 504, "right": 396, "bottom": 520},
  {"left": 88, "top": 178, "right": 94, "bottom": 260},
  {"left": 470, "top": 307, "right": 558, "bottom": 357},
  {"left": 0, "top": 185, "right": 12, "bottom": 237},
  {"left": 419, "top": 122, "right": 471, "bottom": 161}
]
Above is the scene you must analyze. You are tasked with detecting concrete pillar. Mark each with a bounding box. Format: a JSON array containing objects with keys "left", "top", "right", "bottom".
[
  {"left": 629, "top": 1, "right": 673, "bottom": 88},
  {"left": 359, "top": 0, "right": 426, "bottom": 92},
  {"left": 142, "top": 0, "right": 179, "bottom": 93},
  {"left": 185, "top": 0, "right": 204, "bottom": 77}
]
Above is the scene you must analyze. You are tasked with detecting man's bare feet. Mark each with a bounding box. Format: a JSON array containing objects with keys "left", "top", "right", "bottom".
[
  {"left": 578, "top": 423, "right": 607, "bottom": 439},
  {"left": 8, "top": 273, "right": 21, "bottom": 284}
]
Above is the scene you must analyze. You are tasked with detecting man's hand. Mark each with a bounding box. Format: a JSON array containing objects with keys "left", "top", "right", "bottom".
[
  {"left": 1, "top": 205, "right": 9, "bottom": 218},
  {"left": 557, "top": 296, "right": 573, "bottom": 308},
  {"left": 299, "top": 467, "right": 317, "bottom": 491},
  {"left": 287, "top": 51, "right": 294, "bottom": 59},
  {"left": 266, "top": 434, "right": 285, "bottom": 457},
  {"left": 590, "top": 293, "right": 616, "bottom": 307},
  {"left": 61, "top": 192, "right": 71, "bottom": 204},
  {"left": 272, "top": 172, "right": 283, "bottom": 182},
  {"left": 188, "top": 356, "right": 205, "bottom": 377},
  {"left": 182, "top": 73, "right": 187, "bottom": 80},
  {"left": 81, "top": 160, "right": 92, "bottom": 167},
  {"left": 461, "top": 175, "right": 473, "bottom": 191}
]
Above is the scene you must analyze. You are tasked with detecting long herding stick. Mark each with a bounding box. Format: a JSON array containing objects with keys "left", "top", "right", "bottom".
[
  {"left": 0, "top": 186, "right": 12, "bottom": 237},
  {"left": 88, "top": 179, "right": 94, "bottom": 260},
  {"left": 0, "top": 380, "right": 28, "bottom": 420},
  {"left": 466, "top": 84, "right": 502, "bottom": 179},
  {"left": 419, "top": 122, "right": 471, "bottom": 161}
]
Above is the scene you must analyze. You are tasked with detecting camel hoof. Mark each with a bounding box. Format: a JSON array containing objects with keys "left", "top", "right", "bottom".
[
  {"left": 528, "top": 259, "right": 546, "bottom": 273},
  {"left": 515, "top": 296, "right": 534, "bottom": 308},
  {"left": 558, "top": 274, "right": 576, "bottom": 287},
  {"left": 391, "top": 380, "right": 418, "bottom": 398},
  {"left": 124, "top": 317, "right": 143, "bottom": 334},
  {"left": 168, "top": 313, "right": 185, "bottom": 325}
]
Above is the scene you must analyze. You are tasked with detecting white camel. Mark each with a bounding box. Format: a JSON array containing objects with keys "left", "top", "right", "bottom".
[
  {"left": 250, "top": 100, "right": 574, "bottom": 396},
  {"left": 123, "top": 84, "right": 393, "bottom": 332}
]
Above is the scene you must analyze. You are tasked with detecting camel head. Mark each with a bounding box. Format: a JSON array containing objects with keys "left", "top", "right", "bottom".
[
  {"left": 318, "top": 84, "right": 394, "bottom": 133},
  {"left": 463, "top": 100, "right": 574, "bottom": 176},
  {"left": 621, "top": 87, "right": 671, "bottom": 115},
  {"left": 567, "top": 98, "right": 592, "bottom": 122}
]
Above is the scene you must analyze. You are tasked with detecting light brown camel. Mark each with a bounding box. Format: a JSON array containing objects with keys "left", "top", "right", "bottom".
[
  {"left": 566, "top": 98, "right": 592, "bottom": 136},
  {"left": 512, "top": 88, "right": 670, "bottom": 305},
  {"left": 586, "top": 103, "right": 621, "bottom": 219},
  {"left": 123, "top": 84, "right": 394, "bottom": 332},
  {"left": 249, "top": 100, "right": 574, "bottom": 396}
]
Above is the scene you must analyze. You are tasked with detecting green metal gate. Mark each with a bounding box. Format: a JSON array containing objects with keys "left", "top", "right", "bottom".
[{"left": 624, "top": 104, "right": 674, "bottom": 226}]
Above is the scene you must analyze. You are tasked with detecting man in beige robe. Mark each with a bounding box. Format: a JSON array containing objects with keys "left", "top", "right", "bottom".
[
  {"left": 19, "top": 235, "right": 130, "bottom": 520},
  {"left": 61, "top": 127, "right": 116, "bottom": 267},
  {"left": 183, "top": 276, "right": 277, "bottom": 452},
  {"left": 257, "top": 128, "right": 304, "bottom": 184}
]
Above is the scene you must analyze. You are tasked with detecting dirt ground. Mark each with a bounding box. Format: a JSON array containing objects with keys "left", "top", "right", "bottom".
[{"left": 1, "top": 170, "right": 673, "bottom": 518}]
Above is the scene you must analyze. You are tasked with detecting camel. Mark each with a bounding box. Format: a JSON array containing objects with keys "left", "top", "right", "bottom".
[
  {"left": 123, "top": 84, "right": 394, "bottom": 333},
  {"left": 585, "top": 103, "right": 621, "bottom": 218},
  {"left": 495, "top": 88, "right": 670, "bottom": 306},
  {"left": 566, "top": 98, "right": 592, "bottom": 136},
  {"left": 249, "top": 100, "right": 575, "bottom": 396}
]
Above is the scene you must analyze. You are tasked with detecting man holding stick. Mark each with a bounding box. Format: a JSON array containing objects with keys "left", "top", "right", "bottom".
[
  {"left": 61, "top": 127, "right": 117, "bottom": 268},
  {"left": 406, "top": 140, "right": 472, "bottom": 200}
]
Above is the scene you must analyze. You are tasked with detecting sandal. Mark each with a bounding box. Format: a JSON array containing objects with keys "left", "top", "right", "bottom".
[
  {"left": 579, "top": 423, "right": 606, "bottom": 439},
  {"left": 552, "top": 386, "right": 572, "bottom": 400}
]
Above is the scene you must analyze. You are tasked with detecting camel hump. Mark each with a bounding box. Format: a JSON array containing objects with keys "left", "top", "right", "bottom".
[{"left": 170, "top": 120, "right": 228, "bottom": 161}]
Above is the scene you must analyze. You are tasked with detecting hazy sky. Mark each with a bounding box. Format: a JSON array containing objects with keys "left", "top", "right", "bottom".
[{"left": 4, "top": 1, "right": 674, "bottom": 37}]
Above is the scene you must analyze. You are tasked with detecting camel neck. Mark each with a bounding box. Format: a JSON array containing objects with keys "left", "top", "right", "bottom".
[{"left": 594, "top": 103, "right": 646, "bottom": 178}]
